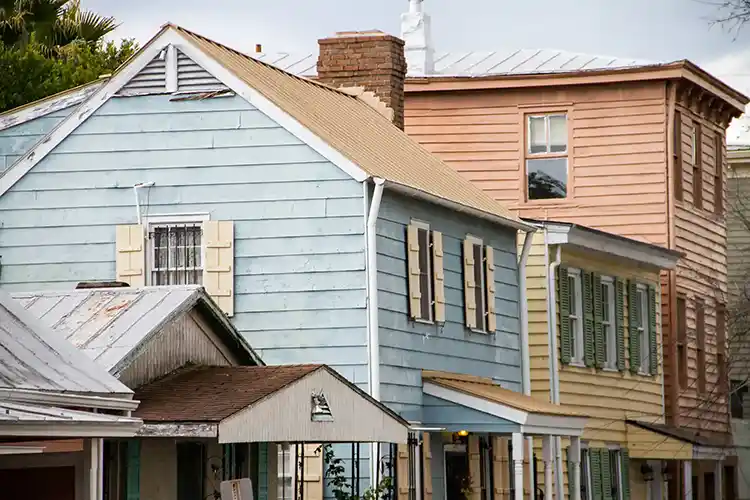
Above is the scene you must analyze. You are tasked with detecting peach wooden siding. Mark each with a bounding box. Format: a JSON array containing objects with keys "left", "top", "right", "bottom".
[{"left": 405, "top": 82, "right": 669, "bottom": 246}]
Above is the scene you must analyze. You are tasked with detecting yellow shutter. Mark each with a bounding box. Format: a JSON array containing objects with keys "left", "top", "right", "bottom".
[
  {"left": 203, "top": 220, "right": 235, "bottom": 316},
  {"left": 464, "top": 238, "right": 477, "bottom": 329},
  {"left": 469, "top": 435, "right": 481, "bottom": 500},
  {"left": 397, "top": 443, "right": 409, "bottom": 500},
  {"left": 485, "top": 246, "right": 496, "bottom": 333},
  {"left": 302, "top": 444, "right": 323, "bottom": 500},
  {"left": 432, "top": 231, "right": 445, "bottom": 323},
  {"left": 491, "top": 436, "right": 507, "bottom": 499},
  {"left": 423, "top": 433, "right": 433, "bottom": 500},
  {"left": 407, "top": 223, "right": 422, "bottom": 319},
  {"left": 115, "top": 224, "right": 145, "bottom": 287}
]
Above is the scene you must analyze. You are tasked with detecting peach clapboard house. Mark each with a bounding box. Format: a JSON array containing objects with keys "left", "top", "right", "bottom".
[{"left": 250, "top": 2, "right": 749, "bottom": 499}]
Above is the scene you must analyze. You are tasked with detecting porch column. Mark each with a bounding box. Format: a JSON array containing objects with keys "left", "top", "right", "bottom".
[
  {"left": 512, "top": 432, "right": 524, "bottom": 500},
  {"left": 683, "top": 460, "right": 693, "bottom": 500},
  {"left": 569, "top": 436, "right": 581, "bottom": 500},
  {"left": 542, "top": 436, "right": 553, "bottom": 500},
  {"left": 716, "top": 460, "right": 724, "bottom": 500},
  {"left": 82, "top": 438, "right": 103, "bottom": 500}
]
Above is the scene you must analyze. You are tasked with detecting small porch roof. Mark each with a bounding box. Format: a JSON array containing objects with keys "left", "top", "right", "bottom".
[
  {"left": 133, "top": 364, "right": 410, "bottom": 444},
  {"left": 626, "top": 420, "right": 732, "bottom": 461},
  {"left": 422, "top": 371, "right": 587, "bottom": 436}
]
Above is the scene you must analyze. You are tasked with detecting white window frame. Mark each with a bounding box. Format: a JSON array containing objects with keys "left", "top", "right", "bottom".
[
  {"left": 601, "top": 276, "right": 617, "bottom": 370},
  {"left": 467, "top": 234, "right": 487, "bottom": 332},
  {"left": 580, "top": 443, "right": 592, "bottom": 500},
  {"left": 605, "top": 444, "right": 624, "bottom": 500},
  {"left": 636, "top": 284, "right": 650, "bottom": 375},
  {"left": 277, "top": 443, "right": 296, "bottom": 500},
  {"left": 691, "top": 125, "right": 698, "bottom": 165},
  {"left": 412, "top": 219, "right": 434, "bottom": 324},
  {"left": 143, "top": 213, "right": 209, "bottom": 286},
  {"left": 527, "top": 114, "right": 568, "bottom": 154},
  {"left": 568, "top": 268, "right": 585, "bottom": 366}
]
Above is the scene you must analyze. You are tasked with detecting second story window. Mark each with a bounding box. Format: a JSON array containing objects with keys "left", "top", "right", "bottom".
[
  {"left": 407, "top": 221, "right": 445, "bottom": 323},
  {"left": 559, "top": 267, "right": 584, "bottom": 365},
  {"left": 693, "top": 122, "right": 704, "bottom": 209},
  {"left": 600, "top": 277, "right": 617, "bottom": 369},
  {"left": 526, "top": 114, "right": 568, "bottom": 201},
  {"left": 149, "top": 223, "right": 203, "bottom": 285}
]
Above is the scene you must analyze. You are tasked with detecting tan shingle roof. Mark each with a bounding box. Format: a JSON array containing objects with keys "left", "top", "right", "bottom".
[{"left": 172, "top": 25, "right": 526, "bottom": 230}]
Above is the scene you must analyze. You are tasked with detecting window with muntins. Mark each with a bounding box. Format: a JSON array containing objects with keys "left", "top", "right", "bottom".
[
  {"left": 693, "top": 122, "right": 704, "bottom": 209},
  {"left": 568, "top": 269, "right": 584, "bottom": 364},
  {"left": 526, "top": 113, "right": 568, "bottom": 200},
  {"left": 277, "top": 444, "right": 296, "bottom": 500},
  {"left": 677, "top": 296, "right": 688, "bottom": 389},
  {"left": 696, "top": 299, "right": 706, "bottom": 394},
  {"left": 148, "top": 222, "right": 203, "bottom": 285},
  {"left": 581, "top": 448, "right": 591, "bottom": 500},
  {"left": 674, "top": 110, "right": 684, "bottom": 201},
  {"left": 601, "top": 277, "right": 617, "bottom": 369},
  {"left": 636, "top": 286, "right": 650, "bottom": 374}
]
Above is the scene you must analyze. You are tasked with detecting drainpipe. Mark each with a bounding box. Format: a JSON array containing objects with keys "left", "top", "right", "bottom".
[
  {"left": 365, "top": 177, "right": 385, "bottom": 489},
  {"left": 545, "top": 229, "right": 564, "bottom": 500},
  {"left": 518, "top": 229, "right": 535, "bottom": 494}
]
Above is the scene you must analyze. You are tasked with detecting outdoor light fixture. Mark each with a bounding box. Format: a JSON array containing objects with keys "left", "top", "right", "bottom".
[
  {"left": 457, "top": 430, "right": 469, "bottom": 437},
  {"left": 311, "top": 391, "right": 334, "bottom": 422},
  {"left": 640, "top": 463, "right": 655, "bottom": 482}
]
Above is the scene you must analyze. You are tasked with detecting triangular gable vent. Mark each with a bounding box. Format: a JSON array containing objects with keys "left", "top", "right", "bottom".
[
  {"left": 176, "top": 49, "right": 227, "bottom": 92},
  {"left": 119, "top": 52, "right": 167, "bottom": 94}
]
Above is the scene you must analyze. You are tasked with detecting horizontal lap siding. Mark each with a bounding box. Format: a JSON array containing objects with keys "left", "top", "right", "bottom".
[
  {"left": 674, "top": 107, "right": 730, "bottom": 434},
  {"left": 523, "top": 233, "right": 553, "bottom": 399},
  {"left": 0, "top": 107, "right": 73, "bottom": 172},
  {"left": 405, "top": 82, "right": 669, "bottom": 246},
  {"left": 0, "top": 94, "right": 368, "bottom": 383},
  {"left": 376, "top": 191, "right": 521, "bottom": 422}
]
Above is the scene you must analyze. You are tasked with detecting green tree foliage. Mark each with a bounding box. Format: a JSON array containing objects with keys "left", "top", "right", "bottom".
[{"left": 0, "top": 38, "right": 137, "bottom": 112}]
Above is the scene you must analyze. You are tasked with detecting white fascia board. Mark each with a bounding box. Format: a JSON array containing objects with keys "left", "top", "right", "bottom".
[
  {"left": 0, "top": 31, "right": 180, "bottom": 198},
  {"left": 0, "top": 388, "right": 139, "bottom": 412},
  {"left": 692, "top": 445, "right": 733, "bottom": 461},
  {"left": 522, "top": 413, "right": 587, "bottom": 437},
  {"left": 422, "top": 381, "right": 528, "bottom": 425},
  {"left": 566, "top": 226, "right": 680, "bottom": 270},
  {"left": 0, "top": 446, "right": 45, "bottom": 455},
  {"left": 171, "top": 33, "right": 369, "bottom": 184},
  {"left": 0, "top": 82, "right": 104, "bottom": 132},
  {"left": 0, "top": 421, "right": 142, "bottom": 438}
]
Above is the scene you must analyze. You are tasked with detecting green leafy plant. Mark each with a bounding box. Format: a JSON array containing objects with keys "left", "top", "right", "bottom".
[{"left": 321, "top": 444, "right": 394, "bottom": 500}]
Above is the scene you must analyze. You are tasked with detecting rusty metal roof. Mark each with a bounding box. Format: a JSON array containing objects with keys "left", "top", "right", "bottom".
[
  {"left": 250, "top": 49, "right": 656, "bottom": 79},
  {"left": 0, "top": 289, "right": 131, "bottom": 397},
  {"left": 11, "top": 285, "right": 262, "bottom": 374}
]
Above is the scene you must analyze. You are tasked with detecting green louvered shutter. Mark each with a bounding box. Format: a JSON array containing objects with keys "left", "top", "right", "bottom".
[
  {"left": 583, "top": 271, "right": 596, "bottom": 367},
  {"left": 648, "top": 286, "right": 658, "bottom": 376},
  {"left": 628, "top": 281, "right": 640, "bottom": 374},
  {"left": 601, "top": 449, "right": 612, "bottom": 500},
  {"left": 594, "top": 273, "right": 605, "bottom": 368},
  {"left": 620, "top": 450, "right": 631, "bottom": 500},
  {"left": 591, "top": 449, "right": 603, "bottom": 500},
  {"left": 126, "top": 440, "right": 141, "bottom": 500},
  {"left": 258, "top": 443, "right": 269, "bottom": 500},
  {"left": 615, "top": 278, "right": 626, "bottom": 371},
  {"left": 559, "top": 266, "right": 572, "bottom": 364}
]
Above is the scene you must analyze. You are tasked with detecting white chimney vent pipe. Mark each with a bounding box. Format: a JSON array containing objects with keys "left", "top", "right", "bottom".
[{"left": 401, "top": 0, "right": 434, "bottom": 76}]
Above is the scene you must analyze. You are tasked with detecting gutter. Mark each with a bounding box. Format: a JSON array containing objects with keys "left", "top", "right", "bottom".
[{"left": 544, "top": 229, "right": 564, "bottom": 500}]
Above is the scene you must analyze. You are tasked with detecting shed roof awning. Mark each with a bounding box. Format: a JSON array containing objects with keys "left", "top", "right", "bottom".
[
  {"left": 626, "top": 420, "right": 732, "bottom": 461},
  {"left": 422, "top": 371, "right": 586, "bottom": 437},
  {"left": 133, "top": 365, "right": 410, "bottom": 444}
]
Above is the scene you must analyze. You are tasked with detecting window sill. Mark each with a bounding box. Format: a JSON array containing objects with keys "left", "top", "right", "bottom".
[
  {"left": 569, "top": 360, "right": 587, "bottom": 368},
  {"left": 414, "top": 318, "right": 435, "bottom": 326},
  {"left": 469, "top": 328, "right": 489, "bottom": 335},
  {"left": 637, "top": 370, "right": 652, "bottom": 377},
  {"left": 601, "top": 366, "right": 619, "bottom": 373}
]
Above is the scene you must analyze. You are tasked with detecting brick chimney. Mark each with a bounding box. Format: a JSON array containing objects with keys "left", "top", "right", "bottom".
[{"left": 317, "top": 30, "right": 407, "bottom": 130}]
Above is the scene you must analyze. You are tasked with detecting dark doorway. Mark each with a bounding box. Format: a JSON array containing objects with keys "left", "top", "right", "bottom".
[
  {"left": 705, "top": 471, "right": 715, "bottom": 500},
  {"left": 0, "top": 466, "right": 75, "bottom": 500},
  {"left": 445, "top": 445, "right": 469, "bottom": 500}
]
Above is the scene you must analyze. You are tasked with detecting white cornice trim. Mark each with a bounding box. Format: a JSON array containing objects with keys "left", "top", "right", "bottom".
[{"left": 0, "top": 388, "right": 139, "bottom": 412}]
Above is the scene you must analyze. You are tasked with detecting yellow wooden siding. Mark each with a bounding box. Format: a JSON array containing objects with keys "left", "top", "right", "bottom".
[
  {"left": 203, "top": 220, "right": 235, "bottom": 316},
  {"left": 625, "top": 423, "right": 692, "bottom": 460},
  {"left": 115, "top": 224, "right": 145, "bottom": 287}
]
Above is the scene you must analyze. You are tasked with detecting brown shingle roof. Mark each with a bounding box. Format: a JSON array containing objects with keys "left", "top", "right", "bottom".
[
  {"left": 170, "top": 25, "right": 526, "bottom": 230},
  {"left": 134, "top": 365, "right": 321, "bottom": 422}
]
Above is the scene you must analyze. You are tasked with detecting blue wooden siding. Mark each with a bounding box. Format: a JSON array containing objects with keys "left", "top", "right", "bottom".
[
  {"left": 0, "top": 94, "right": 368, "bottom": 382},
  {"left": 0, "top": 107, "right": 74, "bottom": 172},
  {"left": 375, "top": 191, "right": 522, "bottom": 422}
]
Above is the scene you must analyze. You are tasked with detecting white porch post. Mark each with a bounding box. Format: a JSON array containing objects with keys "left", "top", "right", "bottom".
[
  {"left": 542, "top": 436, "right": 554, "bottom": 500},
  {"left": 512, "top": 432, "right": 524, "bottom": 500},
  {"left": 716, "top": 460, "right": 724, "bottom": 500},
  {"left": 683, "top": 460, "right": 693, "bottom": 500},
  {"left": 569, "top": 436, "right": 581, "bottom": 500},
  {"left": 82, "top": 438, "right": 103, "bottom": 500}
]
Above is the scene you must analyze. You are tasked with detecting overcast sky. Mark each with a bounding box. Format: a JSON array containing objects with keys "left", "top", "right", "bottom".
[{"left": 87, "top": 0, "right": 750, "bottom": 93}]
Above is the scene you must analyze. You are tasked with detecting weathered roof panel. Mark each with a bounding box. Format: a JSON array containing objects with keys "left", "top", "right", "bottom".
[{"left": 0, "top": 290, "right": 131, "bottom": 396}]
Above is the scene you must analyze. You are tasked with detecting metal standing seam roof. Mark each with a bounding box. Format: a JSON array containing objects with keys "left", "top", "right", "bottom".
[
  {"left": 170, "top": 25, "right": 524, "bottom": 229},
  {"left": 0, "top": 289, "right": 131, "bottom": 397},
  {"left": 11, "top": 285, "right": 262, "bottom": 374},
  {"left": 250, "top": 49, "right": 658, "bottom": 79}
]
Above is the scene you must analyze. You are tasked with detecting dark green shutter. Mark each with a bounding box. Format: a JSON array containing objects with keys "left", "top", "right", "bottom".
[
  {"left": 621, "top": 450, "right": 631, "bottom": 500},
  {"left": 628, "top": 281, "right": 640, "bottom": 374},
  {"left": 126, "top": 440, "right": 141, "bottom": 500},
  {"left": 590, "top": 449, "right": 603, "bottom": 500},
  {"left": 615, "top": 278, "right": 626, "bottom": 371},
  {"left": 583, "top": 271, "right": 596, "bottom": 366},
  {"left": 559, "top": 266, "right": 572, "bottom": 365},
  {"left": 258, "top": 443, "right": 269, "bottom": 500},
  {"left": 594, "top": 273, "right": 605, "bottom": 368},
  {"left": 601, "top": 449, "right": 612, "bottom": 500},
  {"left": 648, "top": 286, "right": 658, "bottom": 376}
]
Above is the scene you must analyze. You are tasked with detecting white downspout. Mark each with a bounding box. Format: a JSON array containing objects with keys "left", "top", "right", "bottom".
[
  {"left": 365, "top": 177, "right": 385, "bottom": 489},
  {"left": 518, "top": 229, "right": 535, "bottom": 496},
  {"left": 545, "top": 229, "right": 564, "bottom": 500}
]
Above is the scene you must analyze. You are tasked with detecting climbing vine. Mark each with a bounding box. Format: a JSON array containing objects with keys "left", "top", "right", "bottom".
[{"left": 321, "top": 444, "right": 393, "bottom": 500}]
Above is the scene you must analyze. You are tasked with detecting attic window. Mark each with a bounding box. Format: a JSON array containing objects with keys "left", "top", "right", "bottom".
[{"left": 526, "top": 114, "right": 568, "bottom": 200}]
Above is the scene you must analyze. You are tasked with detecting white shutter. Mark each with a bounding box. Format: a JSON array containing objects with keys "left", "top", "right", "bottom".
[
  {"left": 485, "top": 246, "right": 496, "bottom": 333},
  {"left": 302, "top": 444, "right": 323, "bottom": 500},
  {"left": 115, "top": 224, "right": 145, "bottom": 287},
  {"left": 423, "top": 433, "right": 433, "bottom": 500},
  {"left": 202, "top": 220, "right": 235, "bottom": 316},
  {"left": 432, "top": 231, "right": 445, "bottom": 323},
  {"left": 469, "top": 435, "right": 481, "bottom": 500},
  {"left": 464, "top": 238, "right": 477, "bottom": 329},
  {"left": 407, "top": 224, "right": 422, "bottom": 319},
  {"left": 397, "top": 443, "right": 410, "bottom": 500}
]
